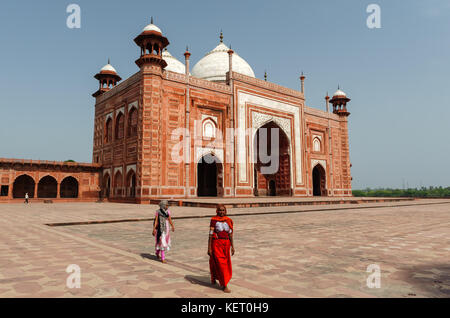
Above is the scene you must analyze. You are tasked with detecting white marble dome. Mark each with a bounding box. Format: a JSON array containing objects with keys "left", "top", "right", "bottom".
[
  {"left": 100, "top": 63, "right": 118, "bottom": 74},
  {"left": 162, "top": 50, "right": 186, "bottom": 74},
  {"left": 333, "top": 89, "right": 347, "bottom": 98},
  {"left": 142, "top": 23, "right": 162, "bottom": 34},
  {"left": 191, "top": 42, "right": 255, "bottom": 82}
]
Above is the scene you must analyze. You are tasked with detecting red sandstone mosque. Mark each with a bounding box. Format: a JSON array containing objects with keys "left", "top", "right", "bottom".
[{"left": 0, "top": 20, "right": 353, "bottom": 204}]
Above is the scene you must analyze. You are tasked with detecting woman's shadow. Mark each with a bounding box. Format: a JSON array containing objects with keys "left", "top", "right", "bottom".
[
  {"left": 140, "top": 253, "right": 222, "bottom": 291},
  {"left": 185, "top": 275, "right": 223, "bottom": 291},
  {"left": 140, "top": 253, "right": 160, "bottom": 262}
]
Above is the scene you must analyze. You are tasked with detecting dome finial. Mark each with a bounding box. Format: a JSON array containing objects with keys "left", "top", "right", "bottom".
[
  {"left": 151, "top": 16, "right": 154, "bottom": 24},
  {"left": 220, "top": 30, "right": 223, "bottom": 43},
  {"left": 108, "top": 57, "right": 110, "bottom": 65},
  {"left": 264, "top": 70, "right": 267, "bottom": 81}
]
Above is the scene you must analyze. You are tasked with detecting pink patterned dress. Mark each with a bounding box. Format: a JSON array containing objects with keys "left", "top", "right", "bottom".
[{"left": 155, "top": 209, "right": 171, "bottom": 254}]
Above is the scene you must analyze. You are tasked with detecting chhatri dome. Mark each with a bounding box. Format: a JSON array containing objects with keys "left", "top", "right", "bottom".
[
  {"left": 162, "top": 49, "right": 187, "bottom": 74},
  {"left": 192, "top": 32, "right": 255, "bottom": 82},
  {"left": 100, "top": 60, "right": 118, "bottom": 75},
  {"left": 333, "top": 87, "right": 347, "bottom": 98},
  {"left": 141, "top": 17, "right": 162, "bottom": 34}
]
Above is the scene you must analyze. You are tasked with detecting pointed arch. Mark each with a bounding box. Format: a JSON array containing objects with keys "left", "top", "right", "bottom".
[
  {"left": 103, "top": 173, "right": 111, "bottom": 198},
  {"left": 37, "top": 175, "right": 57, "bottom": 198},
  {"left": 126, "top": 169, "right": 137, "bottom": 198},
  {"left": 13, "top": 175, "right": 35, "bottom": 198},
  {"left": 115, "top": 113, "right": 124, "bottom": 140},
  {"left": 313, "top": 137, "right": 322, "bottom": 153},
  {"left": 253, "top": 121, "right": 292, "bottom": 196},
  {"left": 60, "top": 176, "right": 79, "bottom": 198},
  {"left": 128, "top": 107, "right": 138, "bottom": 137},
  {"left": 105, "top": 118, "right": 113, "bottom": 143},
  {"left": 312, "top": 163, "right": 326, "bottom": 197},
  {"left": 114, "top": 170, "right": 123, "bottom": 196},
  {"left": 197, "top": 153, "right": 223, "bottom": 197}
]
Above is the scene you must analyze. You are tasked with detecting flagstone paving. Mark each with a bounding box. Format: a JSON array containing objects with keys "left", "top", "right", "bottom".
[{"left": 0, "top": 199, "right": 449, "bottom": 297}]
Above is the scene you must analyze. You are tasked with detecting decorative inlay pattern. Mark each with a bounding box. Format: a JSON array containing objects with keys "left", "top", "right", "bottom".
[
  {"left": 251, "top": 112, "right": 291, "bottom": 141},
  {"left": 196, "top": 147, "right": 224, "bottom": 164},
  {"left": 311, "top": 159, "right": 327, "bottom": 172}
]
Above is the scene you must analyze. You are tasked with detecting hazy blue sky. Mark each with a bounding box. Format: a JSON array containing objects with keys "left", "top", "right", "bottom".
[{"left": 0, "top": 0, "right": 449, "bottom": 189}]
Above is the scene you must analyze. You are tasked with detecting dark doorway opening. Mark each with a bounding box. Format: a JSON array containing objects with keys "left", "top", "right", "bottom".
[
  {"left": 127, "top": 171, "right": 136, "bottom": 198},
  {"left": 60, "top": 177, "right": 79, "bottom": 198},
  {"left": 13, "top": 175, "right": 35, "bottom": 198},
  {"left": 103, "top": 174, "right": 111, "bottom": 198},
  {"left": 197, "top": 154, "right": 222, "bottom": 197},
  {"left": 38, "top": 176, "right": 57, "bottom": 198},
  {"left": 268, "top": 180, "right": 276, "bottom": 196},
  {"left": 312, "top": 165, "right": 326, "bottom": 196}
]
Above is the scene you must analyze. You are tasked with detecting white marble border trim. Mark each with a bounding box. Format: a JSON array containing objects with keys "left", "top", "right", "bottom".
[
  {"left": 237, "top": 91, "right": 302, "bottom": 184},
  {"left": 126, "top": 164, "right": 137, "bottom": 175},
  {"left": 113, "top": 166, "right": 123, "bottom": 176},
  {"left": 311, "top": 159, "right": 327, "bottom": 173},
  {"left": 128, "top": 101, "right": 138, "bottom": 111},
  {"left": 251, "top": 111, "right": 294, "bottom": 189},
  {"left": 103, "top": 168, "right": 112, "bottom": 177},
  {"left": 105, "top": 112, "right": 113, "bottom": 122},
  {"left": 195, "top": 147, "right": 224, "bottom": 164},
  {"left": 116, "top": 107, "right": 125, "bottom": 116}
]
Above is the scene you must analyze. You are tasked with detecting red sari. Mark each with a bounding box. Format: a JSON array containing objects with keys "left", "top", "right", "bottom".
[{"left": 209, "top": 216, "right": 233, "bottom": 287}]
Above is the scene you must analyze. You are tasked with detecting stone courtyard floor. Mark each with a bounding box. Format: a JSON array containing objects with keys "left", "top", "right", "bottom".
[{"left": 0, "top": 199, "right": 449, "bottom": 298}]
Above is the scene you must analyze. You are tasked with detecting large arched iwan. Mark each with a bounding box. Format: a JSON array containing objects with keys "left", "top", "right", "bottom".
[{"left": 253, "top": 121, "right": 291, "bottom": 196}]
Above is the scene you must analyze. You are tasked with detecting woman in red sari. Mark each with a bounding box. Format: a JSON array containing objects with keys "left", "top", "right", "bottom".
[{"left": 208, "top": 204, "right": 235, "bottom": 293}]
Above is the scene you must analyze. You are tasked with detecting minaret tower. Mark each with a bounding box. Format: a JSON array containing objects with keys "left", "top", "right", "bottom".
[
  {"left": 92, "top": 59, "right": 122, "bottom": 97},
  {"left": 329, "top": 86, "right": 351, "bottom": 117},
  {"left": 329, "top": 86, "right": 352, "bottom": 195},
  {"left": 133, "top": 18, "right": 170, "bottom": 200}
]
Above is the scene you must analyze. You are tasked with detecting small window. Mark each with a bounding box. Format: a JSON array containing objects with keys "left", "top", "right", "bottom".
[
  {"left": 313, "top": 137, "right": 321, "bottom": 152},
  {"left": 203, "top": 119, "right": 216, "bottom": 139},
  {"left": 1, "top": 185, "right": 9, "bottom": 196}
]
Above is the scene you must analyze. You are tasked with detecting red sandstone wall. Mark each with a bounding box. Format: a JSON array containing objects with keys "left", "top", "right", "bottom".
[
  {"left": 0, "top": 164, "right": 100, "bottom": 203},
  {"left": 93, "top": 73, "right": 141, "bottom": 202},
  {"left": 91, "top": 65, "right": 352, "bottom": 202},
  {"left": 305, "top": 107, "right": 352, "bottom": 197}
]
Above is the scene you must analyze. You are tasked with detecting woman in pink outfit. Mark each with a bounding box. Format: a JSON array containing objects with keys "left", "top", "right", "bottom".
[{"left": 152, "top": 200, "right": 175, "bottom": 263}]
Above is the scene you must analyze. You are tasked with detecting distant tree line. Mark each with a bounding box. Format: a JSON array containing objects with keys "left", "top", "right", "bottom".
[{"left": 352, "top": 187, "right": 450, "bottom": 198}]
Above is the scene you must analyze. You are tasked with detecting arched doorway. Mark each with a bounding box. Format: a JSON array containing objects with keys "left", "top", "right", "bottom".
[
  {"left": 114, "top": 171, "right": 123, "bottom": 197},
  {"left": 103, "top": 174, "right": 111, "bottom": 198},
  {"left": 254, "top": 121, "right": 291, "bottom": 196},
  {"left": 13, "top": 175, "right": 35, "bottom": 198},
  {"left": 312, "top": 164, "right": 326, "bottom": 196},
  {"left": 60, "top": 177, "right": 78, "bottom": 198},
  {"left": 197, "top": 154, "right": 223, "bottom": 197},
  {"left": 38, "top": 176, "right": 57, "bottom": 198},
  {"left": 126, "top": 170, "right": 136, "bottom": 198}
]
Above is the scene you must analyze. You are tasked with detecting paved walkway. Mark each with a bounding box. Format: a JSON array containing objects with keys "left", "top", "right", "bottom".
[{"left": 0, "top": 199, "right": 449, "bottom": 297}]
